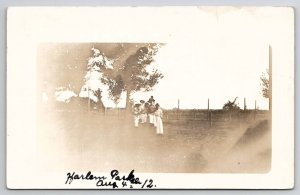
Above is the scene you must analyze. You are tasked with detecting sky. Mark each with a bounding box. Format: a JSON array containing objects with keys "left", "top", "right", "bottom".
[
  {"left": 130, "top": 8, "right": 271, "bottom": 110},
  {"left": 131, "top": 41, "right": 269, "bottom": 110},
  {"left": 39, "top": 8, "right": 271, "bottom": 110}
]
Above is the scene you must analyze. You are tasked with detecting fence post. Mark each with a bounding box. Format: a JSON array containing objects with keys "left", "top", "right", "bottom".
[
  {"left": 254, "top": 100, "right": 257, "bottom": 120},
  {"left": 207, "top": 98, "right": 210, "bottom": 120},
  {"left": 177, "top": 99, "right": 180, "bottom": 120},
  {"left": 244, "top": 97, "right": 247, "bottom": 111}
]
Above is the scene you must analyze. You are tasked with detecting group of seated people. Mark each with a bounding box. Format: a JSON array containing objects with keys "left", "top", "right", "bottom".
[{"left": 132, "top": 96, "right": 164, "bottom": 135}]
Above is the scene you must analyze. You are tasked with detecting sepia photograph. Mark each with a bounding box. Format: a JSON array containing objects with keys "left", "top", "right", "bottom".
[
  {"left": 6, "top": 6, "right": 294, "bottom": 189},
  {"left": 37, "top": 42, "right": 271, "bottom": 174}
]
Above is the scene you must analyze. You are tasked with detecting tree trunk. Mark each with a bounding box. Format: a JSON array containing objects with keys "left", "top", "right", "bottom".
[{"left": 125, "top": 90, "right": 131, "bottom": 112}]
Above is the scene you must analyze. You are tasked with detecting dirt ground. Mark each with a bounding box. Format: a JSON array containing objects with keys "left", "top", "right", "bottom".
[{"left": 37, "top": 111, "right": 271, "bottom": 173}]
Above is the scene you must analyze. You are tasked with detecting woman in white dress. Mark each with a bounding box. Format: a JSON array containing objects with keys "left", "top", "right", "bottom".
[
  {"left": 155, "top": 104, "right": 164, "bottom": 134},
  {"left": 132, "top": 104, "right": 140, "bottom": 128},
  {"left": 139, "top": 100, "right": 147, "bottom": 123},
  {"left": 148, "top": 101, "right": 157, "bottom": 127}
]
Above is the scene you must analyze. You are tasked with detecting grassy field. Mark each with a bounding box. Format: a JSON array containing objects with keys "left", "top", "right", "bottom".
[{"left": 37, "top": 110, "right": 271, "bottom": 173}]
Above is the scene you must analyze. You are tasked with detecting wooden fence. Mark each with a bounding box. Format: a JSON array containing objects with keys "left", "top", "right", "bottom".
[
  {"left": 87, "top": 108, "right": 269, "bottom": 124},
  {"left": 163, "top": 109, "right": 269, "bottom": 124},
  {"left": 53, "top": 97, "right": 270, "bottom": 126}
]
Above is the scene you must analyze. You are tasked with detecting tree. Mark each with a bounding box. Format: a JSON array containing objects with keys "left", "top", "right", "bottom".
[
  {"left": 223, "top": 97, "right": 240, "bottom": 121},
  {"left": 223, "top": 97, "right": 240, "bottom": 112},
  {"left": 260, "top": 69, "right": 270, "bottom": 98},
  {"left": 102, "top": 44, "right": 164, "bottom": 109},
  {"left": 79, "top": 48, "right": 114, "bottom": 108}
]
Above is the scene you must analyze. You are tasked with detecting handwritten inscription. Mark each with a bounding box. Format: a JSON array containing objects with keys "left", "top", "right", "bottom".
[{"left": 65, "top": 170, "right": 156, "bottom": 189}]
